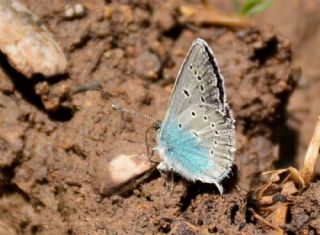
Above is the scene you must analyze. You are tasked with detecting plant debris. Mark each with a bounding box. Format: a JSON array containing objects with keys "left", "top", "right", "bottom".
[{"left": 250, "top": 116, "right": 320, "bottom": 232}]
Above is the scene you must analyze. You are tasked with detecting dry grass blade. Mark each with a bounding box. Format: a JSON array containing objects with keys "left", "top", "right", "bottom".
[
  {"left": 300, "top": 116, "right": 320, "bottom": 184},
  {"left": 178, "top": 4, "right": 251, "bottom": 28},
  {"left": 262, "top": 116, "right": 320, "bottom": 188},
  {"left": 249, "top": 209, "right": 279, "bottom": 231},
  {"left": 251, "top": 116, "right": 320, "bottom": 232},
  {"left": 269, "top": 204, "right": 288, "bottom": 235}
]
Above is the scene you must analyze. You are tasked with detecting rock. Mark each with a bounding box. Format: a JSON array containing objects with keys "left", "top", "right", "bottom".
[
  {"left": 0, "top": 0, "right": 67, "bottom": 77},
  {"left": 92, "top": 142, "right": 155, "bottom": 195},
  {"left": 35, "top": 81, "right": 71, "bottom": 111}
]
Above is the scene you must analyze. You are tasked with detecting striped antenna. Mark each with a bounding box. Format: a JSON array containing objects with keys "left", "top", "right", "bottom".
[{"left": 112, "top": 104, "right": 161, "bottom": 128}]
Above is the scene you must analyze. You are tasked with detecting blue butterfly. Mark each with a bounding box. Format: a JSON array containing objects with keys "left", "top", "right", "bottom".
[{"left": 156, "top": 38, "right": 236, "bottom": 194}]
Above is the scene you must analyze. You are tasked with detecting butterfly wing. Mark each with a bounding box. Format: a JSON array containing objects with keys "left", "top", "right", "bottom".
[
  {"left": 163, "top": 38, "right": 230, "bottom": 121},
  {"left": 157, "top": 38, "right": 235, "bottom": 193}
]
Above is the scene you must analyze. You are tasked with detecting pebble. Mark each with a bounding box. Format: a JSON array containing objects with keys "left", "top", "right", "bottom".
[
  {"left": 0, "top": 0, "right": 67, "bottom": 78},
  {"left": 135, "top": 51, "right": 161, "bottom": 80},
  {"left": 92, "top": 152, "right": 154, "bottom": 195},
  {"left": 64, "top": 3, "right": 86, "bottom": 19}
]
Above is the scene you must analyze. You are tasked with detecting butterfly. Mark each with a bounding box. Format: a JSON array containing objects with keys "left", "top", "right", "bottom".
[{"left": 156, "top": 38, "right": 236, "bottom": 194}]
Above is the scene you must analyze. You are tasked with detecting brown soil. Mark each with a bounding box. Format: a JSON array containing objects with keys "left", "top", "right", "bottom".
[{"left": 0, "top": 0, "right": 319, "bottom": 234}]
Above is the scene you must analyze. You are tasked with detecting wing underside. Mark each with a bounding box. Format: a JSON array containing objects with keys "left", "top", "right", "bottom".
[{"left": 157, "top": 38, "right": 235, "bottom": 194}]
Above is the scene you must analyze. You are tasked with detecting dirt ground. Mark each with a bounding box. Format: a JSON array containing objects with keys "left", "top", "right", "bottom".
[{"left": 0, "top": 0, "right": 319, "bottom": 234}]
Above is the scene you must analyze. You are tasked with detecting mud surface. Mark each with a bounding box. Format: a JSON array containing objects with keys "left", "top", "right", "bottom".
[{"left": 0, "top": 0, "right": 319, "bottom": 234}]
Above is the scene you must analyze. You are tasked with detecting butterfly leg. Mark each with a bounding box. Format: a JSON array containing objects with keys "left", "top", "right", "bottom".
[
  {"left": 162, "top": 171, "right": 175, "bottom": 196},
  {"left": 146, "top": 147, "right": 160, "bottom": 164},
  {"left": 157, "top": 162, "right": 175, "bottom": 195},
  {"left": 168, "top": 171, "right": 175, "bottom": 196}
]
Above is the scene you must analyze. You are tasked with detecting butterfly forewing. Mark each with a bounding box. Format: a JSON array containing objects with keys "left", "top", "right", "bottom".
[{"left": 161, "top": 39, "right": 228, "bottom": 125}]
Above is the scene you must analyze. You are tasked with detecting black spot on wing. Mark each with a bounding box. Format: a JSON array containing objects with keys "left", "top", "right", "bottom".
[{"left": 183, "top": 89, "right": 190, "bottom": 97}]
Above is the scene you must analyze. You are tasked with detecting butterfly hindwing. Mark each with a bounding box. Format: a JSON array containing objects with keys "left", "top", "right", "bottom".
[{"left": 176, "top": 105, "right": 235, "bottom": 174}]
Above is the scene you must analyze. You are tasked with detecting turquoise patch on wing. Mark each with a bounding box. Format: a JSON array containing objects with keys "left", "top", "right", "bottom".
[{"left": 160, "top": 120, "right": 211, "bottom": 176}]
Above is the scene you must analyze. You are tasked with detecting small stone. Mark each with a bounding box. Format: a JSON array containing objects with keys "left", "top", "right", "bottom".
[
  {"left": 35, "top": 81, "right": 71, "bottom": 111},
  {"left": 108, "top": 154, "right": 152, "bottom": 185},
  {"left": 0, "top": 0, "right": 67, "bottom": 77},
  {"left": 74, "top": 3, "right": 86, "bottom": 17},
  {"left": 64, "top": 3, "right": 86, "bottom": 19},
  {"left": 64, "top": 5, "right": 74, "bottom": 18},
  {"left": 92, "top": 149, "right": 154, "bottom": 195},
  {"left": 135, "top": 51, "right": 161, "bottom": 80},
  {"left": 35, "top": 81, "right": 49, "bottom": 96}
]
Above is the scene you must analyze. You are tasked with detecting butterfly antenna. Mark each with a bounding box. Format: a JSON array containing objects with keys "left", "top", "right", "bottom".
[
  {"left": 112, "top": 104, "right": 161, "bottom": 161},
  {"left": 112, "top": 104, "right": 161, "bottom": 128}
]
